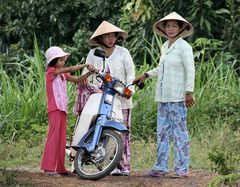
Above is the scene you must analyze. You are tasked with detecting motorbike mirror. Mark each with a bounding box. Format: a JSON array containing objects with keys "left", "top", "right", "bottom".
[
  {"left": 94, "top": 49, "right": 106, "bottom": 73},
  {"left": 94, "top": 49, "right": 105, "bottom": 59}
]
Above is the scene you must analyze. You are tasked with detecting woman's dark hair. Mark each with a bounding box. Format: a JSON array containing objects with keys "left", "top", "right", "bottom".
[
  {"left": 116, "top": 35, "right": 124, "bottom": 43},
  {"left": 163, "top": 20, "right": 183, "bottom": 28},
  {"left": 114, "top": 32, "right": 124, "bottom": 42},
  {"left": 48, "top": 58, "right": 59, "bottom": 67}
]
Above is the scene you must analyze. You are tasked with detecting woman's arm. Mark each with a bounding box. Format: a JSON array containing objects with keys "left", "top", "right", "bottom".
[{"left": 182, "top": 44, "right": 195, "bottom": 93}]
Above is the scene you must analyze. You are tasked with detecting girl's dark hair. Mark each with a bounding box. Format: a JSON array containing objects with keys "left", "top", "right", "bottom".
[
  {"left": 48, "top": 58, "right": 59, "bottom": 67},
  {"left": 163, "top": 20, "right": 183, "bottom": 28}
]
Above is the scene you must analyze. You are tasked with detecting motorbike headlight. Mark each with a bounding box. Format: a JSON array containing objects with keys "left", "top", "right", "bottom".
[{"left": 113, "top": 81, "right": 125, "bottom": 95}]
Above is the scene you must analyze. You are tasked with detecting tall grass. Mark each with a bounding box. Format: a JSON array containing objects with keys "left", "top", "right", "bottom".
[
  {"left": 189, "top": 58, "right": 239, "bottom": 135},
  {"left": 0, "top": 36, "right": 47, "bottom": 142}
]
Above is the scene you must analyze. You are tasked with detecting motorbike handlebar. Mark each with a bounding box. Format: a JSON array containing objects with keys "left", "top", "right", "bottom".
[
  {"left": 93, "top": 49, "right": 145, "bottom": 90},
  {"left": 128, "top": 81, "right": 145, "bottom": 90}
]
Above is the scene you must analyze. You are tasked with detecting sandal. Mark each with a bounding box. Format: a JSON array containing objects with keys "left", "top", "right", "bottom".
[
  {"left": 144, "top": 170, "right": 166, "bottom": 177},
  {"left": 121, "top": 169, "right": 130, "bottom": 176},
  {"left": 44, "top": 171, "right": 61, "bottom": 177},
  {"left": 110, "top": 168, "right": 122, "bottom": 176},
  {"left": 60, "top": 171, "right": 76, "bottom": 176},
  {"left": 171, "top": 172, "right": 189, "bottom": 178}
]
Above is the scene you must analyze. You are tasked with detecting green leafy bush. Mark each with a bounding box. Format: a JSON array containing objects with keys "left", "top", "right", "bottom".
[
  {"left": 208, "top": 128, "right": 240, "bottom": 175},
  {"left": 208, "top": 173, "right": 240, "bottom": 187}
]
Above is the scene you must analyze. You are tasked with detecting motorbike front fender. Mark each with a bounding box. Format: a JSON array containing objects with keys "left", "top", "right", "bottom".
[
  {"left": 72, "top": 121, "right": 129, "bottom": 151},
  {"left": 103, "top": 121, "right": 129, "bottom": 133}
]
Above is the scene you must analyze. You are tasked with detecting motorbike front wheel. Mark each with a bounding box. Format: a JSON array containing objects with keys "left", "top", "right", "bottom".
[{"left": 74, "top": 129, "right": 124, "bottom": 180}]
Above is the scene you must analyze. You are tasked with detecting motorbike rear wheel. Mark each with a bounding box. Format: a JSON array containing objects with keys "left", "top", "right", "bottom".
[{"left": 74, "top": 129, "right": 124, "bottom": 180}]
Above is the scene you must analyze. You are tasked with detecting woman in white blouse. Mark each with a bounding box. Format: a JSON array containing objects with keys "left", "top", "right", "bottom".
[
  {"left": 133, "top": 12, "right": 195, "bottom": 178},
  {"left": 74, "top": 21, "right": 135, "bottom": 176}
]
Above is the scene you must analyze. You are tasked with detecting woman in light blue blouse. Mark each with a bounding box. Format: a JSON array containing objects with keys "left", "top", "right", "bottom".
[{"left": 133, "top": 12, "right": 195, "bottom": 178}]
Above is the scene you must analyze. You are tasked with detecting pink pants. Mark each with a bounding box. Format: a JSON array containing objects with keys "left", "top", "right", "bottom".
[{"left": 40, "top": 110, "right": 67, "bottom": 173}]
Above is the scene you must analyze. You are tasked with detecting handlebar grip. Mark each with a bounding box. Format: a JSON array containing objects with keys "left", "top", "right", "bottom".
[{"left": 137, "top": 82, "right": 145, "bottom": 90}]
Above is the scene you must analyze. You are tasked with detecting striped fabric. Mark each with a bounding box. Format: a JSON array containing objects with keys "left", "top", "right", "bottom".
[
  {"left": 73, "top": 83, "right": 102, "bottom": 115},
  {"left": 118, "top": 109, "right": 131, "bottom": 173}
]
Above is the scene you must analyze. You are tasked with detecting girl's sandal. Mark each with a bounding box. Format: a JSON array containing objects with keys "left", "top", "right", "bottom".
[
  {"left": 60, "top": 171, "right": 76, "bottom": 176},
  {"left": 44, "top": 171, "right": 61, "bottom": 177}
]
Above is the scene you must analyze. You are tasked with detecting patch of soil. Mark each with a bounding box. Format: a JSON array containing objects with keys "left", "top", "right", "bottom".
[{"left": 9, "top": 169, "right": 218, "bottom": 187}]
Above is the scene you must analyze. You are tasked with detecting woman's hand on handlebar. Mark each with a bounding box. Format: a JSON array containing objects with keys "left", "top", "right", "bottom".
[
  {"left": 123, "top": 93, "right": 132, "bottom": 99},
  {"left": 132, "top": 74, "right": 147, "bottom": 85},
  {"left": 86, "top": 64, "right": 98, "bottom": 73}
]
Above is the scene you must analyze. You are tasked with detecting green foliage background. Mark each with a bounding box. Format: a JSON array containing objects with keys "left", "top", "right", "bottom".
[{"left": 1, "top": 0, "right": 240, "bottom": 65}]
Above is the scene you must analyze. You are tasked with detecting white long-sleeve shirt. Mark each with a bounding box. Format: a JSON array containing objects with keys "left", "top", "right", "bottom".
[
  {"left": 147, "top": 37, "right": 195, "bottom": 102},
  {"left": 82, "top": 45, "right": 135, "bottom": 109}
]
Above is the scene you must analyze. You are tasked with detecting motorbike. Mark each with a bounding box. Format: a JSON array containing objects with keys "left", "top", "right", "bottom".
[{"left": 67, "top": 49, "right": 144, "bottom": 180}]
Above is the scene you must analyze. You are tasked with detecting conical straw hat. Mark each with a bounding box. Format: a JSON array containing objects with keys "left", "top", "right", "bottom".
[
  {"left": 153, "top": 12, "right": 194, "bottom": 38},
  {"left": 89, "top": 21, "right": 128, "bottom": 46}
]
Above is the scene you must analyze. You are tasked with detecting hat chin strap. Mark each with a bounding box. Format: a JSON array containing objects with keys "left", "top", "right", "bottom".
[{"left": 157, "top": 25, "right": 190, "bottom": 38}]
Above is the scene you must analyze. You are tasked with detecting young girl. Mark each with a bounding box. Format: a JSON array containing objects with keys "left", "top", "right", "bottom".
[
  {"left": 133, "top": 12, "right": 195, "bottom": 178},
  {"left": 74, "top": 21, "right": 135, "bottom": 176},
  {"left": 40, "top": 46, "right": 96, "bottom": 176}
]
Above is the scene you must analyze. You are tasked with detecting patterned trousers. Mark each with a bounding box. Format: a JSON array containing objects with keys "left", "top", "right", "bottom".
[
  {"left": 118, "top": 109, "right": 131, "bottom": 172},
  {"left": 152, "top": 102, "right": 190, "bottom": 174}
]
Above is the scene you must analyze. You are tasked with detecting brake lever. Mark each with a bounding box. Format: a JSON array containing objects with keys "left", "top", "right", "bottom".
[{"left": 128, "top": 81, "right": 145, "bottom": 90}]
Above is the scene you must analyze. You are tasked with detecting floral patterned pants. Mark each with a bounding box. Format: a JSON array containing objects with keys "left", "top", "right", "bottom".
[
  {"left": 152, "top": 102, "right": 190, "bottom": 174},
  {"left": 118, "top": 109, "right": 131, "bottom": 173}
]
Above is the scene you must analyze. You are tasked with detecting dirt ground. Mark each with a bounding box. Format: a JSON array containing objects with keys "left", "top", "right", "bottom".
[{"left": 5, "top": 169, "right": 219, "bottom": 187}]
